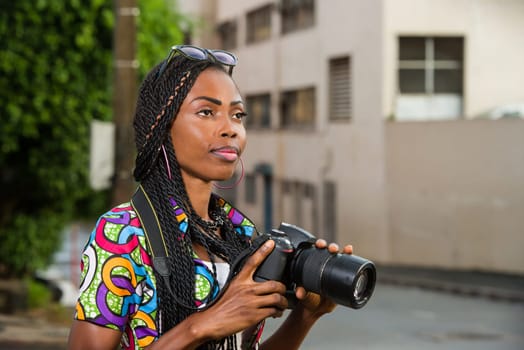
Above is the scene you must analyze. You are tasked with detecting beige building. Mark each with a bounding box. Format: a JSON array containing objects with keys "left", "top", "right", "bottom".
[{"left": 177, "top": 0, "right": 524, "bottom": 274}]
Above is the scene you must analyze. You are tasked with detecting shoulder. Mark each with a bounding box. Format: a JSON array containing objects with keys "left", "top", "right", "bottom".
[
  {"left": 88, "top": 203, "right": 146, "bottom": 255},
  {"left": 76, "top": 203, "right": 157, "bottom": 337},
  {"left": 98, "top": 202, "right": 141, "bottom": 227}
]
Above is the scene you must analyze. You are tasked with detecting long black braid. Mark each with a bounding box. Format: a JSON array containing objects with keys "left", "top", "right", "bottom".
[{"left": 133, "top": 55, "right": 252, "bottom": 350}]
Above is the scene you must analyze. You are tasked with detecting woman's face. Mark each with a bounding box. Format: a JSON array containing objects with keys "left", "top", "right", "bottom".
[{"left": 171, "top": 67, "right": 247, "bottom": 184}]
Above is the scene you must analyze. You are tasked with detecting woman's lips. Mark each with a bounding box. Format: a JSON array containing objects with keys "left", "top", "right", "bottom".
[{"left": 211, "top": 147, "right": 239, "bottom": 161}]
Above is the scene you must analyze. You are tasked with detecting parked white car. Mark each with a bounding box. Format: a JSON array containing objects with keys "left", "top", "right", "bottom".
[
  {"left": 36, "top": 223, "right": 91, "bottom": 307},
  {"left": 474, "top": 103, "right": 524, "bottom": 120}
]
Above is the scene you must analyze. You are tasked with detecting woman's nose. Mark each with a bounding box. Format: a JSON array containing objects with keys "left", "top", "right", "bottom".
[{"left": 218, "top": 117, "right": 238, "bottom": 138}]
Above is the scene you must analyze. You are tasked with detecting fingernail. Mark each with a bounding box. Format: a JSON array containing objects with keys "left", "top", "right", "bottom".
[{"left": 262, "top": 240, "right": 272, "bottom": 251}]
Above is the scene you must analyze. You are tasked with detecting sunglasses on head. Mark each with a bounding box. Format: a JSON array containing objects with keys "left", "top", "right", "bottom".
[{"left": 155, "top": 45, "right": 238, "bottom": 80}]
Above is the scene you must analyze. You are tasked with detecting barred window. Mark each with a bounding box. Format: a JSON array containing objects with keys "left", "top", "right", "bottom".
[
  {"left": 329, "top": 56, "right": 351, "bottom": 121},
  {"left": 399, "top": 37, "right": 463, "bottom": 94},
  {"left": 246, "top": 5, "right": 272, "bottom": 44},
  {"left": 396, "top": 36, "right": 464, "bottom": 120},
  {"left": 281, "top": 0, "right": 315, "bottom": 34},
  {"left": 246, "top": 93, "right": 271, "bottom": 129},
  {"left": 280, "top": 87, "right": 315, "bottom": 129}
]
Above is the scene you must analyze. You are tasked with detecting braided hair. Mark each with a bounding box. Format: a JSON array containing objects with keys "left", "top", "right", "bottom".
[{"left": 133, "top": 55, "right": 252, "bottom": 349}]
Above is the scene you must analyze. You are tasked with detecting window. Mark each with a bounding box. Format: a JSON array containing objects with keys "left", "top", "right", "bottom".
[
  {"left": 280, "top": 87, "right": 315, "bottom": 129},
  {"left": 399, "top": 37, "right": 463, "bottom": 94},
  {"left": 281, "top": 0, "right": 315, "bottom": 34},
  {"left": 396, "top": 36, "right": 464, "bottom": 121},
  {"left": 217, "top": 20, "right": 237, "bottom": 50},
  {"left": 246, "top": 5, "right": 272, "bottom": 44},
  {"left": 246, "top": 93, "right": 271, "bottom": 129},
  {"left": 329, "top": 56, "right": 351, "bottom": 121}
]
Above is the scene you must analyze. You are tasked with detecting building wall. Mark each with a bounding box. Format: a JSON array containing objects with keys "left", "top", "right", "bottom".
[
  {"left": 179, "top": 0, "right": 524, "bottom": 273},
  {"left": 382, "top": 0, "right": 524, "bottom": 274},
  {"left": 218, "top": 0, "right": 390, "bottom": 261},
  {"left": 386, "top": 119, "right": 524, "bottom": 274}
]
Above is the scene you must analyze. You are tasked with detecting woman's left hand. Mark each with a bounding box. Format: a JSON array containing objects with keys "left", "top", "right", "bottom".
[{"left": 294, "top": 240, "right": 353, "bottom": 319}]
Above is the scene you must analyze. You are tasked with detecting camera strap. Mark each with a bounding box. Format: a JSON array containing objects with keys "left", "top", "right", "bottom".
[
  {"left": 130, "top": 185, "right": 270, "bottom": 311},
  {"left": 130, "top": 185, "right": 170, "bottom": 277}
]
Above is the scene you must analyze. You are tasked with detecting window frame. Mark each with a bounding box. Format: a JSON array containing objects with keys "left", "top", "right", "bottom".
[
  {"left": 245, "top": 93, "right": 272, "bottom": 130},
  {"left": 246, "top": 4, "right": 273, "bottom": 44},
  {"left": 280, "top": 86, "right": 316, "bottom": 130},
  {"left": 398, "top": 36, "right": 464, "bottom": 95},
  {"left": 280, "top": 0, "right": 315, "bottom": 34}
]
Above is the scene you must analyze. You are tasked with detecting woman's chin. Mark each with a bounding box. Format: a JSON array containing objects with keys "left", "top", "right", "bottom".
[{"left": 212, "top": 174, "right": 238, "bottom": 186}]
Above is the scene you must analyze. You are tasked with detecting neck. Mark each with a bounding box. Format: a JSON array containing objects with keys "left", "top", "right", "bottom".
[{"left": 182, "top": 174, "right": 214, "bottom": 220}]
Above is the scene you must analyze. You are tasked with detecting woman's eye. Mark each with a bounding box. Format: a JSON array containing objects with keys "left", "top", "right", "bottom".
[
  {"left": 197, "top": 109, "right": 214, "bottom": 117},
  {"left": 233, "top": 112, "right": 248, "bottom": 120}
]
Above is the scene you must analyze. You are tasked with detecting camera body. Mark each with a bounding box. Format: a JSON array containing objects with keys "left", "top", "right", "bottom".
[{"left": 253, "top": 223, "right": 376, "bottom": 309}]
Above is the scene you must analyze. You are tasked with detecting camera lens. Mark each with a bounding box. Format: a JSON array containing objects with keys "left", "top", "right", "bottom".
[
  {"left": 354, "top": 270, "right": 369, "bottom": 299},
  {"left": 270, "top": 223, "right": 377, "bottom": 310},
  {"left": 292, "top": 248, "right": 376, "bottom": 309}
]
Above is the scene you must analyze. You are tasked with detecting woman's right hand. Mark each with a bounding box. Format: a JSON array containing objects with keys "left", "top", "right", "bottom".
[
  {"left": 148, "top": 239, "right": 288, "bottom": 349},
  {"left": 197, "top": 239, "right": 288, "bottom": 340},
  {"left": 68, "top": 240, "right": 286, "bottom": 350}
]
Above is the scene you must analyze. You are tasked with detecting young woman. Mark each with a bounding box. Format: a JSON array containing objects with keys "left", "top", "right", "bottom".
[{"left": 67, "top": 45, "right": 353, "bottom": 350}]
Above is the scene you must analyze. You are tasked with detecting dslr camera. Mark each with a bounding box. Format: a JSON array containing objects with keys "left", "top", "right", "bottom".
[{"left": 251, "top": 223, "right": 376, "bottom": 309}]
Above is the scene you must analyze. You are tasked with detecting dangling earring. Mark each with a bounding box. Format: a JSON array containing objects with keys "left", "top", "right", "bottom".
[
  {"left": 214, "top": 157, "right": 245, "bottom": 190},
  {"left": 161, "top": 145, "right": 172, "bottom": 180}
]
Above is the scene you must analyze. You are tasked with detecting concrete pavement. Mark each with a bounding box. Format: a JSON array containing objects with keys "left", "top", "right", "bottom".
[
  {"left": 0, "top": 312, "right": 69, "bottom": 349},
  {"left": 0, "top": 265, "right": 523, "bottom": 349},
  {"left": 377, "top": 264, "right": 524, "bottom": 303}
]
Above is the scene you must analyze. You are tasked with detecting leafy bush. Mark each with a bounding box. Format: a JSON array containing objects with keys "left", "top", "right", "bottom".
[
  {"left": 0, "top": 0, "right": 187, "bottom": 277},
  {"left": 0, "top": 0, "right": 114, "bottom": 277}
]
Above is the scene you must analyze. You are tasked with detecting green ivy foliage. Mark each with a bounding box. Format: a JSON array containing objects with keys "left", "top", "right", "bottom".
[
  {"left": 0, "top": 0, "right": 113, "bottom": 277},
  {"left": 0, "top": 0, "right": 188, "bottom": 277}
]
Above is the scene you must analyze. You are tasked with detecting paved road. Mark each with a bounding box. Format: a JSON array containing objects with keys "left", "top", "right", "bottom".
[
  {"left": 265, "top": 283, "right": 524, "bottom": 350},
  {"left": 1, "top": 279, "right": 523, "bottom": 349}
]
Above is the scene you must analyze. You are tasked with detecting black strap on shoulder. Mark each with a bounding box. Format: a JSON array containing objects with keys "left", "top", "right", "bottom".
[
  {"left": 131, "top": 185, "right": 263, "bottom": 311},
  {"left": 130, "top": 185, "right": 170, "bottom": 277}
]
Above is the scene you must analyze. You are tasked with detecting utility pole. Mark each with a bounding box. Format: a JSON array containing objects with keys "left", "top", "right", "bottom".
[{"left": 112, "top": 0, "right": 138, "bottom": 205}]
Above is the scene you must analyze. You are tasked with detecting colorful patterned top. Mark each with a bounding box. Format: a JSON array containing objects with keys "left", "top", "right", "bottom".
[{"left": 74, "top": 195, "right": 263, "bottom": 349}]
